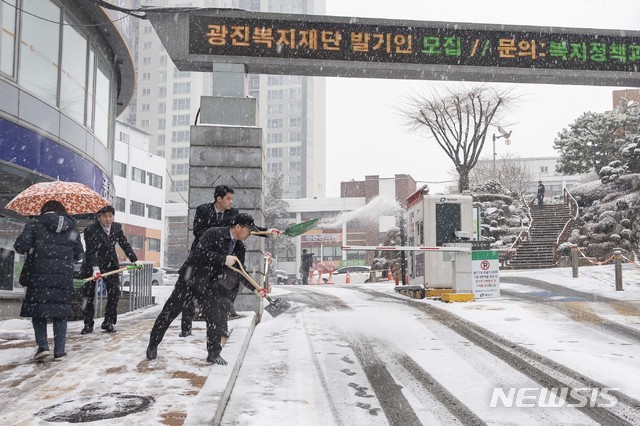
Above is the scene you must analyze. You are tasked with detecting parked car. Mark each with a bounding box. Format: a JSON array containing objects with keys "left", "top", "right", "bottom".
[
  {"left": 156, "top": 267, "right": 179, "bottom": 285},
  {"left": 274, "top": 269, "right": 287, "bottom": 284},
  {"left": 285, "top": 274, "right": 300, "bottom": 285},
  {"left": 322, "top": 265, "right": 371, "bottom": 285},
  {"left": 120, "top": 264, "right": 164, "bottom": 286}
]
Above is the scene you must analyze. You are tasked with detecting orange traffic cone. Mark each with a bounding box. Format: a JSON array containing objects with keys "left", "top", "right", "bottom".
[
  {"left": 387, "top": 268, "right": 392, "bottom": 281},
  {"left": 345, "top": 272, "right": 351, "bottom": 284}
]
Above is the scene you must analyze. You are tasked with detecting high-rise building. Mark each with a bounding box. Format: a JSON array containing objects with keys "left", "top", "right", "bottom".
[{"left": 125, "top": 0, "right": 326, "bottom": 202}]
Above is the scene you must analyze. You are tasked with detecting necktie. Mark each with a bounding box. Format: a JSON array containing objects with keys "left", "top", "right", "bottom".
[
  {"left": 227, "top": 239, "right": 236, "bottom": 254},
  {"left": 217, "top": 211, "right": 223, "bottom": 222}
]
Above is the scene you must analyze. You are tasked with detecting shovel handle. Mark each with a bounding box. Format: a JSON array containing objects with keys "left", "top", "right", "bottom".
[
  {"left": 82, "top": 263, "right": 142, "bottom": 282},
  {"left": 228, "top": 262, "right": 277, "bottom": 304}
]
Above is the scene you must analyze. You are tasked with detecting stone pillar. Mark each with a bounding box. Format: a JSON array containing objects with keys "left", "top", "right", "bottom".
[{"left": 189, "top": 63, "right": 266, "bottom": 317}]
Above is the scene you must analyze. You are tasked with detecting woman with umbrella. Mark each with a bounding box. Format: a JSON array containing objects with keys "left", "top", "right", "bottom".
[{"left": 14, "top": 200, "right": 84, "bottom": 360}]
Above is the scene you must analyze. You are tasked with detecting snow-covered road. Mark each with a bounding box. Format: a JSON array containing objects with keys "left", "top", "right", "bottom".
[{"left": 221, "top": 279, "right": 640, "bottom": 425}]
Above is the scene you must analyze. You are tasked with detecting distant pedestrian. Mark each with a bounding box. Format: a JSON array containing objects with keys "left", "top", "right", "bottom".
[
  {"left": 537, "top": 181, "right": 546, "bottom": 210},
  {"left": 80, "top": 205, "right": 140, "bottom": 334},
  {"left": 15, "top": 200, "right": 84, "bottom": 361},
  {"left": 300, "top": 249, "right": 314, "bottom": 285},
  {"left": 146, "top": 213, "right": 267, "bottom": 365}
]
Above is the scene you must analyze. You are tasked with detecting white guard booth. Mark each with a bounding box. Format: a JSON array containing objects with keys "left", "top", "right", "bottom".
[{"left": 407, "top": 192, "right": 474, "bottom": 288}]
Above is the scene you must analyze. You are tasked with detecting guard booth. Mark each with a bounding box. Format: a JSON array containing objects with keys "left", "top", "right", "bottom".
[{"left": 407, "top": 190, "right": 474, "bottom": 288}]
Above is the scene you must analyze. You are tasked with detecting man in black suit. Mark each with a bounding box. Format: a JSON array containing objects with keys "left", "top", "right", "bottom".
[
  {"left": 80, "top": 205, "right": 139, "bottom": 334},
  {"left": 146, "top": 213, "right": 266, "bottom": 364},
  {"left": 181, "top": 185, "right": 279, "bottom": 337}
]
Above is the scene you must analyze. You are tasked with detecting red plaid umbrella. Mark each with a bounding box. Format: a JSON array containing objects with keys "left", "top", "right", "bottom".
[{"left": 5, "top": 181, "right": 111, "bottom": 216}]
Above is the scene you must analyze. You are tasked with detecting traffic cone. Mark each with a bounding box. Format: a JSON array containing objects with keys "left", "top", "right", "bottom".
[
  {"left": 345, "top": 272, "right": 351, "bottom": 284},
  {"left": 387, "top": 268, "right": 392, "bottom": 281}
]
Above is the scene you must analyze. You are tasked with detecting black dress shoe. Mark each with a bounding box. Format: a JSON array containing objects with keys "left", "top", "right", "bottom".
[
  {"left": 179, "top": 330, "right": 192, "bottom": 337},
  {"left": 80, "top": 326, "right": 93, "bottom": 335},
  {"left": 206, "top": 354, "right": 227, "bottom": 365},
  {"left": 53, "top": 352, "right": 67, "bottom": 360},
  {"left": 104, "top": 323, "right": 115, "bottom": 333},
  {"left": 101, "top": 323, "right": 107, "bottom": 330},
  {"left": 146, "top": 345, "right": 157, "bottom": 360},
  {"left": 222, "top": 330, "right": 230, "bottom": 338}
]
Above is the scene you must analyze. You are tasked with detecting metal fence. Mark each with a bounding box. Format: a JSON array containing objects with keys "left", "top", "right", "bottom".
[{"left": 90, "top": 261, "right": 154, "bottom": 319}]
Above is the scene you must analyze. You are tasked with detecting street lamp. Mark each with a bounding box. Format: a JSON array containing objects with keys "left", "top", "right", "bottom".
[{"left": 491, "top": 126, "right": 512, "bottom": 176}]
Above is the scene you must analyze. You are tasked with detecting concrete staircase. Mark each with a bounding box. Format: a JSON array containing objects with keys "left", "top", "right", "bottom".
[{"left": 506, "top": 202, "right": 573, "bottom": 269}]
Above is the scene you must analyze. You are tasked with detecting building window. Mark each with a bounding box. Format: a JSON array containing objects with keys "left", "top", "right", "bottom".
[
  {"left": 147, "top": 172, "right": 163, "bottom": 189},
  {"left": 267, "top": 104, "right": 283, "bottom": 114},
  {"left": 268, "top": 76, "right": 283, "bottom": 85},
  {"left": 142, "top": 72, "right": 151, "bottom": 80},
  {"left": 147, "top": 204, "right": 162, "bottom": 220},
  {"left": 19, "top": 0, "right": 60, "bottom": 106},
  {"left": 172, "top": 180, "right": 189, "bottom": 192},
  {"left": 60, "top": 15, "right": 87, "bottom": 123},
  {"left": 173, "top": 82, "right": 191, "bottom": 94},
  {"left": 267, "top": 133, "right": 282, "bottom": 144},
  {"left": 158, "top": 118, "right": 166, "bottom": 130},
  {"left": 158, "top": 103, "right": 166, "bottom": 113},
  {"left": 147, "top": 237, "right": 161, "bottom": 252},
  {"left": 129, "top": 235, "right": 143, "bottom": 250},
  {"left": 289, "top": 147, "right": 301, "bottom": 156},
  {"left": 267, "top": 162, "right": 283, "bottom": 173},
  {"left": 289, "top": 161, "right": 301, "bottom": 172},
  {"left": 142, "top": 88, "right": 151, "bottom": 96},
  {"left": 0, "top": 0, "right": 17, "bottom": 76},
  {"left": 159, "top": 87, "right": 167, "bottom": 98},
  {"left": 289, "top": 117, "right": 302, "bottom": 128},
  {"left": 172, "top": 131, "right": 190, "bottom": 142},
  {"left": 141, "top": 119, "right": 149, "bottom": 128},
  {"left": 267, "top": 148, "right": 283, "bottom": 158},
  {"left": 114, "top": 161, "right": 127, "bottom": 178},
  {"left": 115, "top": 196, "right": 125, "bottom": 212},
  {"left": 157, "top": 135, "right": 165, "bottom": 146},
  {"left": 141, "top": 104, "right": 150, "bottom": 112},
  {"left": 143, "top": 25, "right": 152, "bottom": 34},
  {"left": 172, "top": 98, "right": 191, "bottom": 110},
  {"left": 267, "top": 89, "right": 283, "bottom": 100},
  {"left": 94, "top": 56, "right": 111, "bottom": 145},
  {"left": 143, "top": 41, "right": 152, "bottom": 49},
  {"left": 159, "top": 55, "right": 167, "bottom": 66},
  {"left": 132, "top": 167, "right": 146, "bottom": 184},
  {"left": 268, "top": 118, "right": 283, "bottom": 129},
  {"left": 290, "top": 132, "right": 302, "bottom": 142},
  {"left": 173, "top": 70, "right": 191, "bottom": 78},
  {"left": 289, "top": 103, "right": 301, "bottom": 114},
  {"left": 172, "top": 114, "right": 190, "bottom": 126},
  {"left": 289, "top": 176, "right": 301, "bottom": 186},
  {"left": 142, "top": 57, "right": 152, "bottom": 65},
  {"left": 289, "top": 88, "right": 302, "bottom": 99},
  {"left": 130, "top": 200, "right": 145, "bottom": 216},
  {"left": 171, "top": 147, "right": 189, "bottom": 159},
  {"left": 171, "top": 163, "right": 189, "bottom": 175}
]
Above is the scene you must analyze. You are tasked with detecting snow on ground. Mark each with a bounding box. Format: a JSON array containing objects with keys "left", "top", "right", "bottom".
[{"left": 1, "top": 265, "right": 639, "bottom": 425}]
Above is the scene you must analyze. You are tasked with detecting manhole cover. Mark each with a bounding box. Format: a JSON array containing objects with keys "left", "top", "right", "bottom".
[{"left": 37, "top": 392, "right": 154, "bottom": 423}]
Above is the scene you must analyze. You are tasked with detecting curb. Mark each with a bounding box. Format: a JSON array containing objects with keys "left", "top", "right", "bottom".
[{"left": 184, "top": 312, "right": 257, "bottom": 425}]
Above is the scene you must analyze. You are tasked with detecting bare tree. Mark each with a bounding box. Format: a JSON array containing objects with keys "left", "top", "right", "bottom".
[
  {"left": 470, "top": 152, "right": 534, "bottom": 197},
  {"left": 401, "top": 86, "right": 516, "bottom": 192}
]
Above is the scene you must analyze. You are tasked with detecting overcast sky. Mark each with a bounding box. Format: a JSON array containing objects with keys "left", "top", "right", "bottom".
[{"left": 322, "top": 0, "right": 640, "bottom": 196}]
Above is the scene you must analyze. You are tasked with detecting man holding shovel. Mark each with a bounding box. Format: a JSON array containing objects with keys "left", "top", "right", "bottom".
[{"left": 146, "top": 213, "right": 267, "bottom": 365}]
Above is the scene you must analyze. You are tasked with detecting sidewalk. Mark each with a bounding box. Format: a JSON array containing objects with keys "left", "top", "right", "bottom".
[{"left": 0, "top": 291, "right": 256, "bottom": 425}]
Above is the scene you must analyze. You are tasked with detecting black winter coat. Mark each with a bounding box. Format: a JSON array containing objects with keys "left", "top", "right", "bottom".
[
  {"left": 181, "top": 227, "right": 251, "bottom": 295},
  {"left": 192, "top": 204, "right": 240, "bottom": 249},
  {"left": 80, "top": 221, "right": 137, "bottom": 278},
  {"left": 15, "top": 212, "right": 84, "bottom": 318}
]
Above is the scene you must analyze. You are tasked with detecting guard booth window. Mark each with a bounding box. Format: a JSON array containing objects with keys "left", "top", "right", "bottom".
[{"left": 435, "top": 203, "right": 461, "bottom": 246}]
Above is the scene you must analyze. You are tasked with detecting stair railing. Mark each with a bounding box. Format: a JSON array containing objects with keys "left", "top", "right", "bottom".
[
  {"left": 553, "top": 188, "right": 580, "bottom": 263},
  {"left": 505, "top": 193, "right": 534, "bottom": 264}
]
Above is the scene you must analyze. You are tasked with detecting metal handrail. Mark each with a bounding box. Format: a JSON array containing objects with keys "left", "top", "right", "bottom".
[
  {"left": 555, "top": 188, "right": 579, "bottom": 246},
  {"left": 508, "top": 193, "right": 533, "bottom": 252}
]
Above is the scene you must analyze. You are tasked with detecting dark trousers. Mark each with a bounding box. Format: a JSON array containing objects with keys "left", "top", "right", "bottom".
[
  {"left": 200, "top": 286, "right": 232, "bottom": 357},
  {"left": 149, "top": 279, "right": 196, "bottom": 347},
  {"left": 180, "top": 298, "right": 195, "bottom": 334},
  {"left": 82, "top": 274, "right": 120, "bottom": 328},
  {"left": 33, "top": 317, "right": 67, "bottom": 356},
  {"left": 537, "top": 195, "right": 544, "bottom": 210}
]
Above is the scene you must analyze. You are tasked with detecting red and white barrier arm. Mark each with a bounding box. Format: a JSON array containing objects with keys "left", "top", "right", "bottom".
[{"left": 341, "top": 245, "right": 471, "bottom": 253}]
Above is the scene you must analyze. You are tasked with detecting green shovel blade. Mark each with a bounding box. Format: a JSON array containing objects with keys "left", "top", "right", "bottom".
[{"left": 283, "top": 218, "right": 319, "bottom": 237}]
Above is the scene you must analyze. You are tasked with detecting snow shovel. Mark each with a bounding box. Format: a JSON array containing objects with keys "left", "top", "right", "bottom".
[
  {"left": 81, "top": 263, "right": 143, "bottom": 282},
  {"left": 251, "top": 218, "right": 319, "bottom": 237},
  {"left": 227, "top": 263, "right": 291, "bottom": 318}
]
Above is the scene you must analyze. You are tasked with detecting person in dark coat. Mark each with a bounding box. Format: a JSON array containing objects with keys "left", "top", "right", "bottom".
[
  {"left": 181, "top": 185, "right": 278, "bottom": 338},
  {"left": 80, "top": 205, "right": 139, "bottom": 334},
  {"left": 537, "top": 180, "right": 546, "bottom": 210},
  {"left": 146, "top": 213, "right": 267, "bottom": 365},
  {"left": 15, "top": 200, "right": 84, "bottom": 360},
  {"left": 300, "top": 249, "right": 314, "bottom": 285}
]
